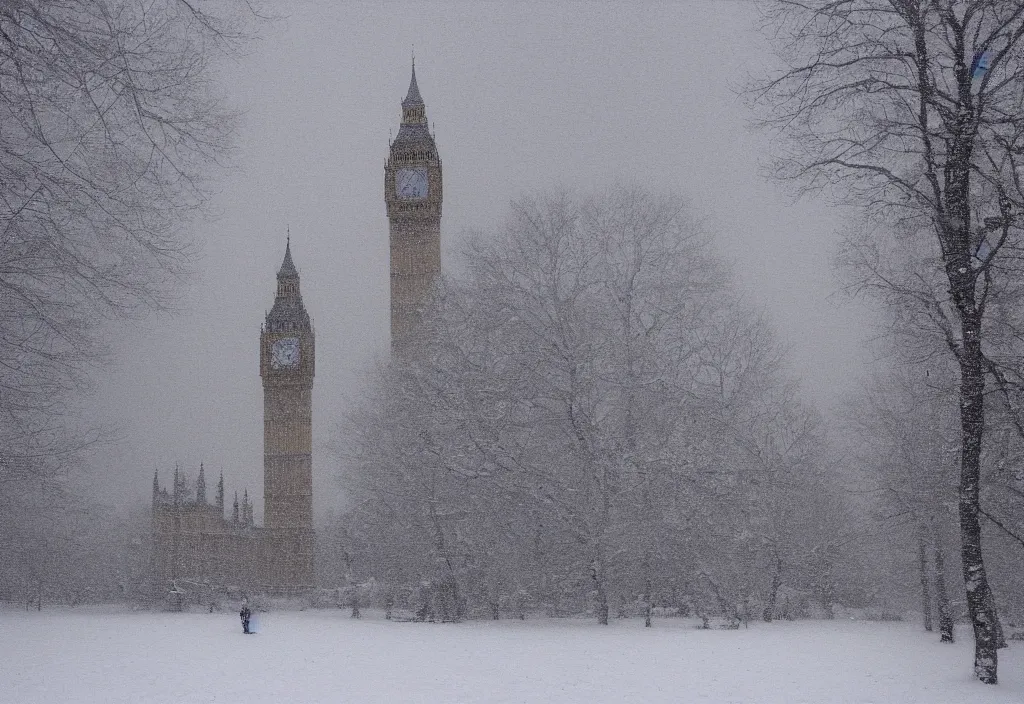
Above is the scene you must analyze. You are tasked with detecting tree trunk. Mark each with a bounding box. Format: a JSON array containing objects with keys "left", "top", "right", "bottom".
[
  {"left": 955, "top": 313, "right": 998, "bottom": 683},
  {"left": 822, "top": 591, "right": 834, "bottom": 620},
  {"left": 918, "top": 534, "right": 933, "bottom": 632},
  {"left": 415, "top": 583, "right": 433, "bottom": 622},
  {"left": 512, "top": 591, "right": 527, "bottom": 620},
  {"left": 429, "top": 504, "right": 463, "bottom": 623},
  {"left": 934, "top": 538, "right": 955, "bottom": 643},
  {"left": 435, "top": 574, "right": 461, "bottom": 623},
  {"left": 818, "top": 562, "right": 834, "bottom": 620},
  {"left": 592, "top": 559, "right": 609, "bottom": 625},
  {"left": 639, "top": 481, "right": 654, "bottom": 628},
  {"left": 763, "top": 555, "right": 782, "bottom": 623},
  {"left": 643, "top": 576, "right": 652, "bottom": 628},
  {"left": 985, "top": 589, "right": 1007, "bottom": 649}
]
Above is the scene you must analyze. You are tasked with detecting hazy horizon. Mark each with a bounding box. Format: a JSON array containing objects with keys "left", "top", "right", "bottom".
[{"left": 83, "top": 1, "right": 876, "bottom": 519}]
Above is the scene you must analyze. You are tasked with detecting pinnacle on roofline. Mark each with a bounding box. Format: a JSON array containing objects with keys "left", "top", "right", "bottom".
[
  {"left": 278, "top": 235, "right": 298, "bottom": 278},
  {"left": 403, "top": 57, "right": 423, "bottom": 106}
]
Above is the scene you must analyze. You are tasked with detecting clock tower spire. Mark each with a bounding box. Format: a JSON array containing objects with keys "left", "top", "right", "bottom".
[
  {"left": 259, "top": 238, "right": 315, "bottom": 592},
  {"left": 385, "top": 59, "right": 443, "bottom": 352}
]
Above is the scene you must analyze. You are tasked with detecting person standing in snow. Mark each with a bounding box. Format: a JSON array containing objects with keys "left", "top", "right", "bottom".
[{"left": 240, "top": 600, "right": 252, "bottom": 634}]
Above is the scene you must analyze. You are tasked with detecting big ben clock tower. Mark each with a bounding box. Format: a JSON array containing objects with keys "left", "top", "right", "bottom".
[
  {"left": 259, "top": 239, "right": 314, "bottom": 591},
  {"left": 385, "top": 60, "right": 442, "bottom": 351}
]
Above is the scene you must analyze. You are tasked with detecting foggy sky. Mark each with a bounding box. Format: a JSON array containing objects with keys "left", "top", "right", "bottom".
[{"left": 87, "top": 1, "right": 875, "bottom": 518}]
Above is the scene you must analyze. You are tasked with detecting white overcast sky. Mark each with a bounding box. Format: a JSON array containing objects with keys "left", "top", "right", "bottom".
[{"left": 88, "top": 1, "right": 876, "bottom": 517}]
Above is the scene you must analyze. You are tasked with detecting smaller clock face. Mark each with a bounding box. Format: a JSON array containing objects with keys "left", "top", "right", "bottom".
[
  {"left": 271, "top": 337, "right": 300, "bottom": 370},
  {"left": 396, "top": 168, "right": 428, "bottom": 200}
]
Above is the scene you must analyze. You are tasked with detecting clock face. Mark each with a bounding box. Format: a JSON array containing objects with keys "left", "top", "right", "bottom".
[
  {"left": 396, "top": 168, "right": 428, "bottom": 200},
  {"left": 271, "top": 337, "right": 300, "bottom": 370}
]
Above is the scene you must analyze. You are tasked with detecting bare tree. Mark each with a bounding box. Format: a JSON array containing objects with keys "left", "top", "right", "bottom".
[
  {"left": 0, "top": 0, "right": 255, "bottom": 469},
  {"left": 339, "top": 187, "right": 850, "bottom": 625},
  {"left": 750, "top": 1, "right": 1024, "bottom": 683},
  {"left": 0, "top": 0, "right": 257, "bottom": 595}
]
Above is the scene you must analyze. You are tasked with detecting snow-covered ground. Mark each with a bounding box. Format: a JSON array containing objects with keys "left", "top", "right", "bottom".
[{"left": 3, "top": 607, "right": 1024, "bottom": 703}]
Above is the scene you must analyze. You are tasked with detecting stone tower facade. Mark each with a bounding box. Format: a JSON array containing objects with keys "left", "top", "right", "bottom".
[
  {"left": 150, "top": 242, "right": 316, "bottom": 597},
  {"left": 259, "top": 240, "right": 315, "bottom": 591},
  {"left": 385, "top": 61, "right": 443, "bottom": 350}
]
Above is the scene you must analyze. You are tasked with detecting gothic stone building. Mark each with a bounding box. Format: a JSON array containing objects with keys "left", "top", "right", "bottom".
[
  {"left": 151, "top": 241, "right": 315, "bottom": 595},
  {"left": 150, "top": 465, "right": 263, "bottom": 590},
  {"left": 151, "top": 63, "right": 441, "bottom": 594}
]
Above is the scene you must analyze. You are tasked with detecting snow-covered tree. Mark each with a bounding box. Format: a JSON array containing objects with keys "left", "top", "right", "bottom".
[
  {"left": 750, "top": 0, "right": 1024, "bottom": 682},
  {"left": 339, "top": 187, "right": 847, "bottom": 624}
]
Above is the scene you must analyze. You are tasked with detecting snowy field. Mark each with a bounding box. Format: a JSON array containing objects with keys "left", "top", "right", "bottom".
[{"left": 3, "top": 607, "right": 1024, "bottom": 703}]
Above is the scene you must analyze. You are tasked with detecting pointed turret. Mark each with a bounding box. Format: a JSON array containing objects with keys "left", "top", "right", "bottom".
[
  {"left": 403, "top": 58, "right": 423, "bottom": 108},
  {"left": 265, "top": 237, "right": 311, "bottom": 335},
  {"left": 216, "top": 472, "right": 225, "bottom": 513},
  {"left": 278, "top": 235, "right": 298, "bottom": 279},
  {"left": 399, "top": 59, "right": 429, "bottom": 130},
  {"left": 196, "top": 463, "right": 207, "bottom": 505}
]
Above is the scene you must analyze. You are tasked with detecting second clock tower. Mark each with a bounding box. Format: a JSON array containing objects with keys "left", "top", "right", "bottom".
[
  {"left": 259, "top": 240, "right": 314, "bottom": 591},
  {"left": 385, "top": 60, "right": 443, "bottom": 351}
]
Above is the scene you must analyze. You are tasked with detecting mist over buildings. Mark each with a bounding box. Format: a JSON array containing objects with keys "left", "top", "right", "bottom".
[{"left": 84, "top": 1, "right": 875, "bottom": 517}]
